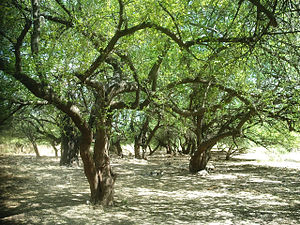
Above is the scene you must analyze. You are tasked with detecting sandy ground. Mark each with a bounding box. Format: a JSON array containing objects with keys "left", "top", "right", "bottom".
[{"left": 0, "top": 149, "right": 299, "bottom": 225}]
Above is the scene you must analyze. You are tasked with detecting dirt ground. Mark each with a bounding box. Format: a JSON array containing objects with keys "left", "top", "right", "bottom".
[{"left": 0, "top": 151, "right": 299, "bottom": 225}]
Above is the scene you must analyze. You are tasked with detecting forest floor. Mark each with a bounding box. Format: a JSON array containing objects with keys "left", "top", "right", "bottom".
[{"left": 0, "top": 149, "right": 300, "bottom": 225}]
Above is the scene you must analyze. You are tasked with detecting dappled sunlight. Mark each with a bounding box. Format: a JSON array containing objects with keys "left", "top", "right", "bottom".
[
  {"left": 1, "top": 154, "right": 299, "bottom": 224},
  {"left": 209, "top": 174, "right": 239, "bottom": 180},
  {"left": 233, "top": 147, "right": 300, "bottom": 169}
]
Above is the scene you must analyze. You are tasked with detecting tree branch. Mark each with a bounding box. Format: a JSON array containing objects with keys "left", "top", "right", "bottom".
[
  {"left": 247, "top": 0, "right": 278, "bottom": 27},
  {"left": 168, "top": 98, "right": 206, "bottom": 118},
  {"left": 31, "top": 0, "right": 41, "bottom": 54},
  {"left": 117, "top": 0, "right": 124, "bottom": 31},
  {"left": 158, "top": 2, "right": 182, "bottom": 40},
  {"left": 54, "top": 0, "right": 72, "bottom": 17}
]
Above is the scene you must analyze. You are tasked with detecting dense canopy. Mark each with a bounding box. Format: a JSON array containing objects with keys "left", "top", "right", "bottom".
[{"left": 0, "top": 0, "right": 299, "bottom": 205}]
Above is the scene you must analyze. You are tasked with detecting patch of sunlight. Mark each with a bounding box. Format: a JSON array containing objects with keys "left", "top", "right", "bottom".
[
  {"left": 136, "top": 187, "right": 163, "bottom": 196},
  {"left": 60, "top": 205, "right": 102, "bottom": 219},
  {"left": 107, "top": 212, "right": 132, "bottom": 220},
  {"left": 45, "top": 165, "right": 60, "bottom": 170},
  {"left": 0, "top": 165, "right": 11, "bottom": 169},
  {"left": 209, "top": 174, "right": 238, "bottom": 180},
  {"left": 1, "top": 213, "right": 25, "bottom": 222},
  {"left": 208, "top": 221, "right": 234, "bottom": 225},
  {"left": 257, "top": 161, "right": 300, "bottom": 169},
  {"left": 5, "top": 200, "right": 21, "bottom": 208},
  {"left": 111, "top": 162, "right": 121, "bottom": 167},
  {"left": 236, "top": 147, "right": 269, "bottom": 161},
  {"left": 265, "top": 201, "right": 290, "bottom": 206},
  {"left": 73, "top": 193, "right": 87, "bottom": 197},
  {"left": 136, "top": 187, "right": 226, "bottom": 200},
  {"left": 30, "top": 203, "right": 41, "bottom": 207},
  {"left": 283, "top": 151, "right": 300, "bottom": 162},
  {"left": 238, "top": 147, "right": 300, "bottom": 169},
  {"left": 130, "top": 159, "right": 149, "bottom": 165},
  {"left": 122, "top": 144, "right": 134, "bottom": 155},
  {"left": 55, "top": 184, "right": 68, "bottom": 188},
  {"left": 224, "top": 159, "right": 300, "bottom": 170},
  {"left": 172, "top": 219, "right": 190, "bottom": 224},
  {"left": 236, "top": 191, "right": 283, "bottom": 203},
  {"left": 22, "top": 190, "right": 38, "bottom": 196},
  {"left": 38, "top": 145, "right": 59, "bottom": 157},
  {"left": 214, "top": 209, "right": 235, "bottom": 218},
  {"left": 184, "top": 190, "right": 226, "bottom": 198},
  {"left": 248, "top": 177, "right": 282, "bottom": 184}
]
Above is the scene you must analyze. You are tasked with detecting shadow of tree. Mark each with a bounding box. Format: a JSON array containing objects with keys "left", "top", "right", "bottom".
[
  {"left": 0, "top": 154, "right": 299, "bottom": 224},
  {"left": 0, "top": 155, "right": 89, "bottom": 224}
]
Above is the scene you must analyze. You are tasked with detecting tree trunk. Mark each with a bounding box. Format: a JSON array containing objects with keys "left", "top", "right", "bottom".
[
  {"left": 149, "top": 144, "right": 160, "bottom": 155},
  {"left": 141, "top": 145, "right": 147, "bottom": 159},
  {"left": 134, "top": 136, "right": 142, "bottom": 159},
  {"left": 60, "top": 117, "right": 80, "bottom": 166},
  {"left": 23, "top": 128, "right": 40, "bottom": 157},
  {"left": 225, "top": 146, "right": 234, "bottom": 160},
  {"left": 134, "top": 117, "right": 149, "bottom": 159},
  {"left": 166, "top": 143, "right": 172, "bottom": 155},
  {"left": 189, "top": 145, "right": 212, "bottom": 173},
  {"left": 115, "top": 139, "right": 123, "bottom": 157},
  {"left": 79, "top": 124, "right": 116, "bottom": 206},
  {"left": 60, "top": 135, "right": 79, "bottom": 166},
  {"left": 31, "top": 139, "right": 40, "bottom": 157},
  {"left": 91, "top": 119, "right": 116, "bottom": 205},
  {"left": 181, "top": 138, "right": 196, "bottom": 155},
  {"left": 50, "top": 141, "right": 59, "bottom": 157}
]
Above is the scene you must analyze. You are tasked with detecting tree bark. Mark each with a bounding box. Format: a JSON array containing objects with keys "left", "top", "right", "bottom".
[
  {"left": 78, "top": 128, "right": 116, "bottom": 206},
  {"left": 22, "top": 125, "right": 40, "bottom": 157},
  {"left": 60, "top": 134, "right": 79, "bottom": 166},
  {"left": 50, "top": 140, "right": 59, "bottom": 157},
  {"left": 181, "top": 137, "right": 196, "bottom": 155},
  {"left": 149, "top": 144, "right": 160, "bottom": 155},
  {"left": 115, "top": 139, "right": 123, "bottom": 157},
  {"left": 134, "top": 136, "right": 142, "bottom": 159},
  {"left": 31, "top": 139, "right": 41, "bottom": 157},
  {"left": 91, "top": 114, "right": 116, "bottom": 205},
  {"left": 166, "top": 142, "right": 172, "bottom": 155},
  {"left": 31, "top": 0, "right": 40, "bottom": 54},
  {"left": 134, "top": 117, "right": 149, "bottom": 159},
  {"left": 189, "top": 146, "right": 211, "bottom": 173},
  {"left": 60, "top": 116, "right": 80, "bottom": 166}
]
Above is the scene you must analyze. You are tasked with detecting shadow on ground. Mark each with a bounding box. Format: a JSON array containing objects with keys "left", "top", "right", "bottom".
[{"left": 0, "top": 154, "right": 299, "bottom": 224}]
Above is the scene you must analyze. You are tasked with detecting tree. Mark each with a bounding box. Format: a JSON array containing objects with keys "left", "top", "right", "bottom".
[
  {"left": 9, "top": 105, "right": 61, "bottom": 157},
  {"left": 0, "top": 0, "right": 166, "bottom": 205},
  {"left": 158, "top": 0, "right": 299, "bottom": 172},
  {"left": 0, "top": 0, "right": 299, "bottom": 204}
]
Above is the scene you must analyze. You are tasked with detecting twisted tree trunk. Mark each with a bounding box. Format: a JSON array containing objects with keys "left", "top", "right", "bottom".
[
  {"left": 189, "top": 145, "right": 212, "bottom": 173},
  {"left": 91, "top": 112, "right": 116, "bottom": 205}
]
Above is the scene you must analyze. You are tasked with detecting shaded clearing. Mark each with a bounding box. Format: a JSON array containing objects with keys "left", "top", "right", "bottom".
[{"left": 0, "top": 153, "right": 299, "bottom": 224}]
